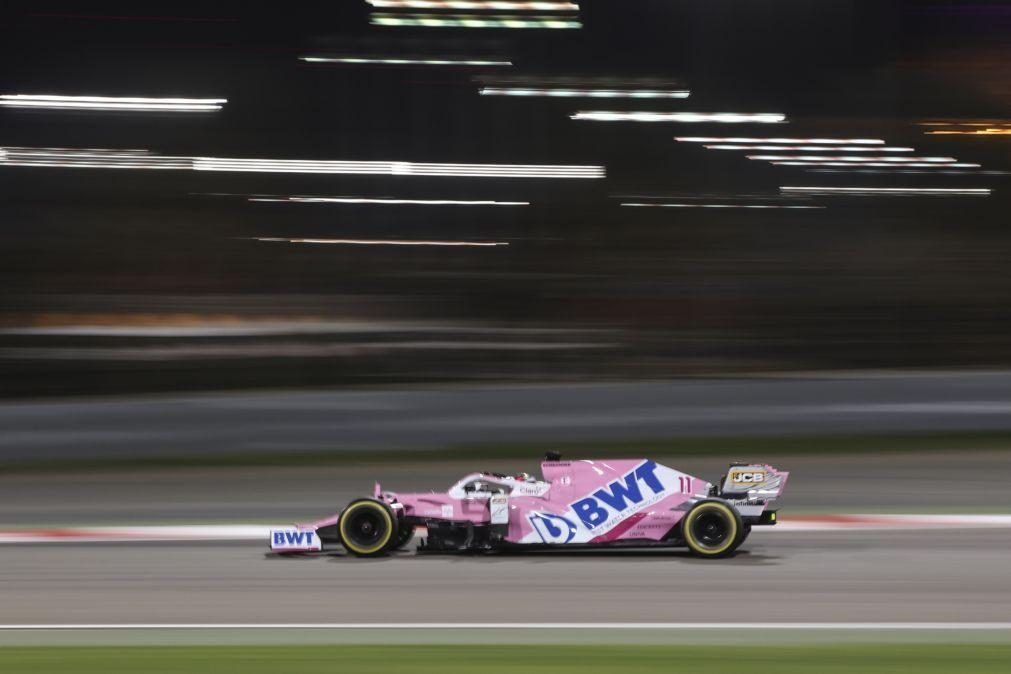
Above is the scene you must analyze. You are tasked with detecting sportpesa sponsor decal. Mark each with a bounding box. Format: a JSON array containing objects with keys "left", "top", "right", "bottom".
[{"left": 570, "top": 460, "right": 668, "bottom": 531}]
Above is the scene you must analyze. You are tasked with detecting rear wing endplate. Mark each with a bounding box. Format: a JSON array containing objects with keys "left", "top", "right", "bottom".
[{"left": 720, "top": 464, "right": 788, "bottom": 500}]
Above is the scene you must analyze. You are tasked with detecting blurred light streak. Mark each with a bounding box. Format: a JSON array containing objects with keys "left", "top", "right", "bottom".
[
  {"left": 366, "top": 0, "right": 579, "bottom": 8},
  {"left": 0, "top": 94, "right": 225, "bottom": 111},
  {"left": 781, "top": 186, "right": 991, "bottom": 196},
  {"left": 0, "top": 147, "right": 604, "bottom": 178},
  {"left": 919, "top": 121, "right": 1011, "bottom": 127},
  {"left": 300, "top": 56, "right": 512, "bottom": 66},
  {"left": 248, "top": 196, "right": 529, "bottom": 205},
  {"left": 806, "top": 168, "right": 1008, "bottom": 175},
  {"left": 0, "top": 341, "right": 607, "bottom": 360},
  {"left": 621, "top": 202, "right": 823, "bottom": 209},
  {"left": 1, "top": 146, "right": 151, "bottom": 153},
  {"left": 773, "top": 161, "right": 981, "bottom": 168},
  {"left": 676, "top": 137, "right": 883, "bottom": 144},
  {"left": 573, "top": 112, "right": 785, "bottom": 123},
  {"left": 925, "top": 129, "right": 1011, "bottom": 136},
  {"left": 0, "top": 147, "right": 190, "bottom": 169},
  {"left": 612, "top": 192, "right": 817, "bottom": 202},
  {"left": 371, "top": 13, "right": 581, "bottom": 28},
  {"left": 480, "top": 87, "right": 689, "bottom": 98},
  {"left": 749, "top": 155, "right": 957, "bottom": 162},
  {"left": 704, "top": 144, "right": 913, "bottom": 152},
  {"left": 252, "top": 237, "right": 509, "bottom": 247},
  {"left": 194, "top": 157, "right": 603, "bottom": 177}
]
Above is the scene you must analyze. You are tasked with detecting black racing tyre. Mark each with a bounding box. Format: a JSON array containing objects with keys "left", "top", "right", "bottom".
[
  {"left": 734, "top": 524, "right": 752, "bottom": 548},
  {"left": 338, "top": 499, "right": 398, "bottom": 557},
  {"left": 681, "top": 500, "right": 743, "bottom": 558},
  {"left": 315, "top": 522, "right": 342, "bottom": 546},
  {"left": 393, "top": 523, "right": 415, "bottom": 550}
]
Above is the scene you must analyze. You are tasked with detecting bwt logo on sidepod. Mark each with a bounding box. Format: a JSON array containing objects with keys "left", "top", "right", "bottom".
[
  {"left": 529, "top": 512, "right": 578, "bottom": 544},
  {"left": 570, "top": 460, "right": 667, "bottom": 530}
]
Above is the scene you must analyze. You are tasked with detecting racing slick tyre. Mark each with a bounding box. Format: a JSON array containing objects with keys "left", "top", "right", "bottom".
[
  {"left": 392, "top": 523, "right": 415, "bottom": 550},
  {"left": 338, "top": 499, "right": 399, "bottom": 557},
  {"left": 734, "top": 524, "right": 752, "bottom": 548},
  {"left": 681, "top": 500, "right": 743, "bottom": 559}
]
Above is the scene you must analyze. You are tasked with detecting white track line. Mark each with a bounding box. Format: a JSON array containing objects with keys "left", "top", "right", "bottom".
[
  {"left": 1, "top": 623, "right": 1011, "bottom": 630},
  {"left": 2, "top": 515, "right": 1011, "bottom": 544}
]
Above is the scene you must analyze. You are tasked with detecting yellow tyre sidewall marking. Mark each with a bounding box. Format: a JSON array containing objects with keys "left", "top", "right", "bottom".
[
  {"left": 684, "top": 502, "right": 738, "bottom": 556},
  {"left": 339, "top": 502, "right": 394, "bottom": 554}
]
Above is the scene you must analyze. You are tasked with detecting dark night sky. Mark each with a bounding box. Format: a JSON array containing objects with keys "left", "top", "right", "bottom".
[
  {"left": 0, "top": 1, "right": 1008, "bottom": 297},
  {"left": 1, "top": 0, "right": 1011, "bottom": 395},
  {"left": 2, "top": 2, "right": 1006, "bottom": 153}
]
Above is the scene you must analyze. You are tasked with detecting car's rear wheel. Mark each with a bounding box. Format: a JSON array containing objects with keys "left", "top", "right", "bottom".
[
  {"left": 338, "top": 499, "right": 398, "bottom": 557},
  {"left": 681, "top": 500, "right": 742, "bottom": 558},
  {"left": 735, "top": 524, "right": 752, "bottom": 548}
]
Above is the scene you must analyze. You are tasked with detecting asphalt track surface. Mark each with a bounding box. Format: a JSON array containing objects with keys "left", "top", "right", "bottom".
[
  {"left": 2, "top": 529, "right": 1010, "bottom": 625},
  {"left": 5, "top": 371, "right": 1011, "bottom": 461},
  {"left": 3, "top": 374, "right": 1010, "bottom": 636},
  {"left": 2, "top": 454, "right": 1009, "bottom": 631}
]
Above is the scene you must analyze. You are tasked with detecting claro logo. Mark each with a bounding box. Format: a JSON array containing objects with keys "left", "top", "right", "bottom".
[{"left": 730, "top": 470, "right": 766, "bottom": 484}]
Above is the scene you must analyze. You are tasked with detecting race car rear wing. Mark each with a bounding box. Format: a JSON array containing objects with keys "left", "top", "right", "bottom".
[{"left": 720, "top": 463, "right": 789, "bottom": 500}]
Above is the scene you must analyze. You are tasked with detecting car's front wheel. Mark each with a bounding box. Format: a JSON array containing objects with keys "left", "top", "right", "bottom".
[
  {"left": 681, "top": 500, "right": 742, "bottom": 558},
  {"left": 392, "top": 523, "right": 415, "bottom": 550},
  {"left": 338, "top": 499, "right": 398, "bottom": 557}
]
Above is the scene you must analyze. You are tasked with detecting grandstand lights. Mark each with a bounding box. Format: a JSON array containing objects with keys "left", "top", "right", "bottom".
[
  {"left": 249, "top": 196, "right": 529, "bottom": 206},
  {"left": 574, "top": 112, "right": 786, "bottom": 123},
  {"left": 193, "top": 157, "right": 604, "bottom": 178},
  {"left": 621, "top": 202, "right": 823, "bottom": 209},
  {"left": 253, "top": 237, "right": 509, "bottom": 247},
  {"left": 480, "top": 87, "right": 689, "bottom": 99},
  {"left": 300, "top": 56, "right": 512, "bottom": 66},
  {"left": 772, "top": 161, "right": 981, "bottom": 168},
  {"left": 780, "top": 186, "right": 991, "bottom": 196},
  {"left": 0, "top": 147, "right": 604, "bottom": 179},
  {"left": 371, "top": 13, "right": 581, "bottom": 28},
  {"left": 0, "top": 94, "right": 226, "bottom": 112},
  {"left": 704, "top": 145, "right": 912, "bottom": 152},
  {"left": 748, "top": 155, "right": 957, "bottom": 163},
  {"left": 366, "top": 1, "right": 578, "bottom": 9},
  {"left": 675, "top": 137, "right": 883, "bottom": 145}
]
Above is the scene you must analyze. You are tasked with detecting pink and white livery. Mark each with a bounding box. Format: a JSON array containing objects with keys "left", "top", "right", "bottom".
[{"left": 270, "top": 453, "right": 788, "bottom": 559}]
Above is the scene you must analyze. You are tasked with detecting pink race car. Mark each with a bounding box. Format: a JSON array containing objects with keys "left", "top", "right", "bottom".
[{"left": 270, "top": 453, "right": 788, "bottom": 559}]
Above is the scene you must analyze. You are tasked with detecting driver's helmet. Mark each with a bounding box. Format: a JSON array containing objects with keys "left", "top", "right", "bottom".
[{"left": 513, "top": 472, "right": 536, "bottom": 482}]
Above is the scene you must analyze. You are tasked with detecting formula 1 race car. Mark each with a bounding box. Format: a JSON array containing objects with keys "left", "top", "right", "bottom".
[{"left": 269, "top": 454, "right": 788, "bottom": 559}]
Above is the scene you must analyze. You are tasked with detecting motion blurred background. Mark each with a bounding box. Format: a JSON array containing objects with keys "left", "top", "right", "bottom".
[
  {"left": 2, "top": 0, "right": 1010, "bottom": 399},
  {"left": 1, "top": 2, "right": 1010, "bottom": 672}
]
